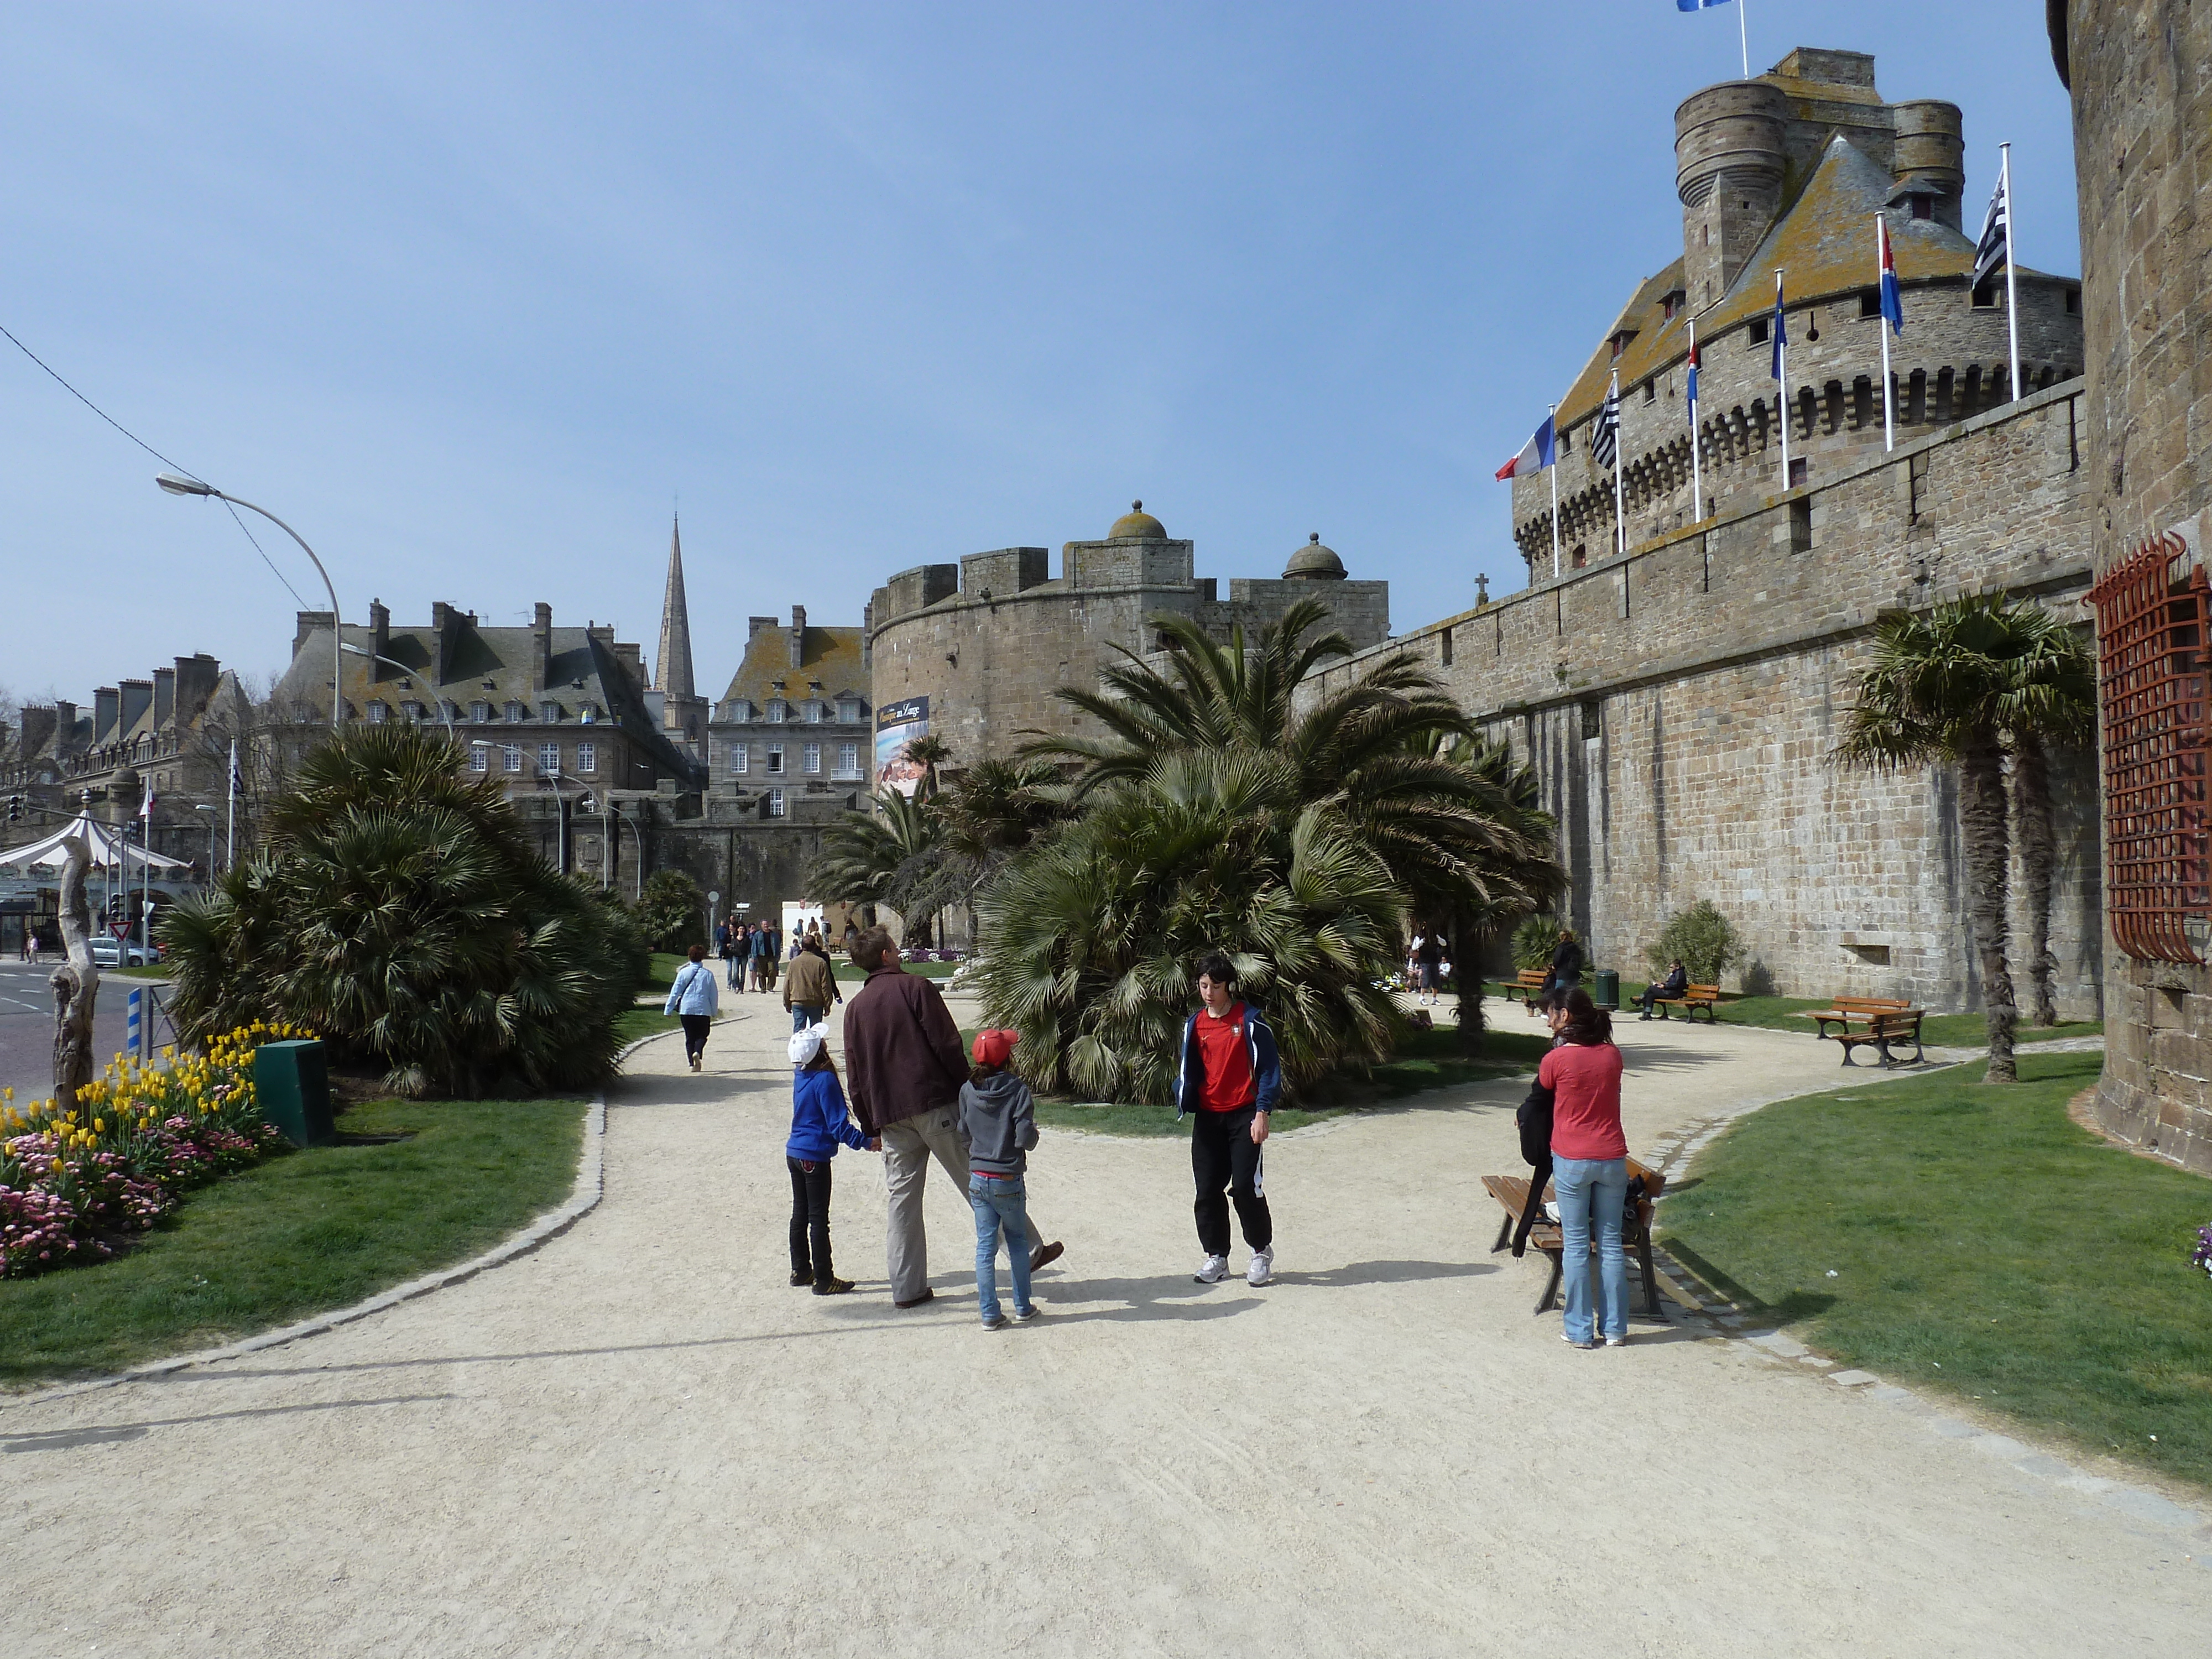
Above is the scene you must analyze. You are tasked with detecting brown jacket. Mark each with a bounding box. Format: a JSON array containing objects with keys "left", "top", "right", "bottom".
[
  {"left": 842, "top": 964, "right": 969, "bottom": 1134},
  {"left": 782, "top": 948, "right": 839, "bottom": 1013}
]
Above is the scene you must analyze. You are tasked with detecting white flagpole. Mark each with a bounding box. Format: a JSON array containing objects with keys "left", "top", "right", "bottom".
[
  {"left": 1548, "top": 403, "right": 1561, "bottom": 581},
  {"left": 1689, "top": 320, "right": 1704, "bottom": 521},
  {"left": 1878, "top": 216, "right": 1895, "bottom": 452},
  {"left": 1775, "top": 269, "right": 1791, "bottom": 487},
  {"left": 1610, "top": 369, "right": 1625, "bottom": 558},
  {"left": 226, "top": 737, "right": 237, "bottom": 872},
  {"left": 2001, "top": 142, "right": 2021, "bottom": 401},
  {"left": 1738, "top": 0, "right": 1750, "bottom": 79}
]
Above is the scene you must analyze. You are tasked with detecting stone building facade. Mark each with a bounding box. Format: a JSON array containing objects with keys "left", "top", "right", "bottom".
[
  {"left": 1516, "top": 49, "right": 2084, "bottom": 575},
  {"left": 2050, "top": 2, "right": 2212, "bottom": 1172},
  {"left": 1310, "top": 380, "right": 2099, "bottom": 1014},
  {"left": 867, "top": 503, "right": 1390, "bottom": 765}
]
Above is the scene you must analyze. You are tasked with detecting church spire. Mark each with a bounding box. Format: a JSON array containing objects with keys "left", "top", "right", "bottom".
[{"left": 654, "top": 513, "right": 696, "bottom": 701}]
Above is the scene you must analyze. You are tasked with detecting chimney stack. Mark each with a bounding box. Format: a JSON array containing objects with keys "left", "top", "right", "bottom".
[
  {"left": 19, "top": 706, "right": 56, "bottom": 757},
  {"left": 431, "top": 601, "right": 464, "bottom": 685},
  {"left": 789, "top": 606, "right": 807, "bottom": 670},
  {"left": 174, "top": 655, "right": 221, "bottom": 723},
  {"left": 370, "top": 597, "right": 392, "bottom": 674},
  {"left": 294, "top": 610, "right": 335, "bottom": 660},
  {"left": 532, "top": 601, "right": 553, "bottom": 691},
  {"left": 153, "top": 667, "right": 176, "bottom": 730},
  {"left": 95, "top": 687, "right": 121, "bottom": 743},
  {"left": 51, "top": 702, "right": 77, "bottom": 755}
]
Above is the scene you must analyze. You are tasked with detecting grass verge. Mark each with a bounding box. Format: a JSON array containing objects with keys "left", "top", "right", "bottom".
[
  {"left": 0, "top": 1095, "right": 588, "bottom": 1388},
  {"left": 614, "top": 1009, "right": 682, "bottom": 1046},
  {"left": 1658, "top": 1048, "right": 2212, "bottom": 1491},
  {"left": 1467, "top": 980, "right": 2098, "bottom": 1047}
]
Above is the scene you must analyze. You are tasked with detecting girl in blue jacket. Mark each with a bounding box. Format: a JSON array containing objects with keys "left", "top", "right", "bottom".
[{"left": 787, "top": 1022, "right": 878, "bottom": 1295}]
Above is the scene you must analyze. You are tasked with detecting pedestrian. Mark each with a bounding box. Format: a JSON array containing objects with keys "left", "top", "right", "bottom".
[
  {"left": 785, "top": 1021, "right": 878, "bottom": 1296},
  {"left": 1636, "top": 958, "right": 1689, "bottom": 1020},
  {"left": 1543, "top": 927, "right": 1585, "bottom": 1013},
  {"left": 1175, "top": 951, "right": 1280, "bottom": 1287},
  {"left": 763, "top": 921, "right": 783, "bottom": 993},
  {"left": 959, "top": 1027, "right": 1039, "bottom": 1329},
  {"left": 1416, "top": 928, "right": 1446, "bottom": 1008},
  {"left": 721, "top": 921, "right": 743, "bottom": 990},
  {"left": 842, "top": 925, "right": 1062, "bottom": 1307},
  {"left": 1543, "top": 988, "right": 1630, "bottom": 1349},
  {"left": 749, "top": 922, "right": 774, "bottom": 993},
  {"left": 782, "top": 931, "right": 841, "bottom": 1032},
  {"left": 662, "top": 943, "right": 719, "bottom": 1072}
]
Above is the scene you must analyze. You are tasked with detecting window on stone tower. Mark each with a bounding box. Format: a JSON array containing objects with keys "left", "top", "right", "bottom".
[
  {"left": 2065, "top": 288, "right": 2080, "bottom": 315},
  {"left": 1971, "top": 280, "right": 2000, "bottom": 309},
  {"left": 1859, "top": 289, "right": 1883, "bottom": 319},
  {"left": 1642, "top": 380, "right": 1656, "bottom": 404},
  {"left": 1747, "top": 316, "right": 1769, "bottom": 347},
  {"left": 1909, "top": 195, "right": 1933, "bottom": 221}
]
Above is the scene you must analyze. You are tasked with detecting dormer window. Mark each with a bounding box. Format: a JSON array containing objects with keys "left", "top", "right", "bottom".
[
  {"left": 401, "top": 702, "right": 425, "bottom": 722},
  {"left": 837, "top": 698, "right": 862, "bottom": 724},
  {"left": 578, "top": 703, "right": 598, "bottom": 724},
  {"left": 766, "top": 700, "right": 789, "bottom": 724},
  {"left": 471, "top": 701, "right": 493, "bottom": 723},
  {"left": 1609, "top": 330, "right": 1637, "bottom": 359},
  {"left": 505, "top": 701, "right": 526, "bottom": 722},
  {"left": 539, "top": 701, "right": 561, "bottom": 722},
  {"left": 1660, "top": 290, "right": 1684, "bottom": 320},
  {"left": 1908, "top": 194, "right": 1933, "bottom": 221},
  {"left": 805, "top": 701, "right": 826, "bottom": 723},
  {"left": 366, "top": 702, "right": 389, "bottom": 724}
]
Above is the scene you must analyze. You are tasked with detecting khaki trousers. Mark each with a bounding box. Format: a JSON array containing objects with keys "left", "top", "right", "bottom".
[{"left": 879, "top": 1108, "right": 1047, "bottom": 1304}]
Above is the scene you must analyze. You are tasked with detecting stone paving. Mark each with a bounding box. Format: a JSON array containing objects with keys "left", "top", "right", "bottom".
[{"left": 1, "top": 993, "right": 2204, "bottom": 1657}]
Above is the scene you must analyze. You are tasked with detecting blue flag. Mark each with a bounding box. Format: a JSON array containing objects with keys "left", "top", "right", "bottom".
[
  {"left": 1676, "top": 0, "right": 1733, "bottom": 9},
  {"left": 1769, "top": 274, "right": 1787, "bottom": 380}
]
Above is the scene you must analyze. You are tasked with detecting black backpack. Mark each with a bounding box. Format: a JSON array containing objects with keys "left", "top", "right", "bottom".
[{"left": 1515, "top": 1077, "right": 1554, "bottom": 1167}]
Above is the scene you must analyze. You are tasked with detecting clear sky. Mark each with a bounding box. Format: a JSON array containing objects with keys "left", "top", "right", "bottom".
[{"left": 1, "top": 2, "right": 2077, "bottom": 706}]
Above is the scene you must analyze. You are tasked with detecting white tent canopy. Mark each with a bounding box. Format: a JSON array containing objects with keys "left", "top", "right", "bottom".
[{"left": 0, "top": 813, "right": 191, "bottom": 875}]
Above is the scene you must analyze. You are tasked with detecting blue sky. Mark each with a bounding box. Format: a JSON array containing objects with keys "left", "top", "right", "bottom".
[{"left": 1, "top": 2, "right": 2077, "bottom": 704}]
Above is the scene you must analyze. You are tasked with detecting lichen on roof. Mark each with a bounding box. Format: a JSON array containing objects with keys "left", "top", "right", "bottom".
[{"left": 718, "top": 627, "right": 868, "bottom": 706}]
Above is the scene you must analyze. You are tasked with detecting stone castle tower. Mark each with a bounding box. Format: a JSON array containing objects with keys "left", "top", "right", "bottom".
[
  {"left": 654, "top": 514, "right": 708, "bottom": 753},
  {"left": 1513, "top": 48, "right": 2084, "bottom": 573}
]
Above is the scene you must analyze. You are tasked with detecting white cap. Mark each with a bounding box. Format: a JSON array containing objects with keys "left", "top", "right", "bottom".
[{"left": 788, "top": 1023, "right": 828, "bottom": 1067}]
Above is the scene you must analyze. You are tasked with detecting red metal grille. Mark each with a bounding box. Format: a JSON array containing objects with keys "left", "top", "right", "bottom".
[{"left": 2087, "top": 531, "right": 2211, "bottom": 964}]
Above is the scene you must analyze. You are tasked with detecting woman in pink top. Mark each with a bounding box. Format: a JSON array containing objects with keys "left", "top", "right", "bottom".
[{"left": 1537, "top": 988, "right": 1630, "bottom": 1348}]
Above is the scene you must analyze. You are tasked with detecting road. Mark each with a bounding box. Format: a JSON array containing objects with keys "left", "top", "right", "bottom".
[{"left": 0, "top": 962, "right": 171, "bottom": 1106}]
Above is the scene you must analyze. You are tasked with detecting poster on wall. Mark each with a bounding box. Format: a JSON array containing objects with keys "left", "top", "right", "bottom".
[{"left": 875, "top": 696, "right": 929, "bottom": 796}]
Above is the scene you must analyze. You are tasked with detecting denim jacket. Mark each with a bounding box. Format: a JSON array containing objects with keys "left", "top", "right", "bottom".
[{"left": 664, "top": 962, "right": 719, "bottom": 1018}]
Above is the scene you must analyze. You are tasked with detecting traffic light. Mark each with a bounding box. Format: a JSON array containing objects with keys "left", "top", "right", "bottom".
[{"left": 6, "top": 795, "right": 19, "bottom": 822}]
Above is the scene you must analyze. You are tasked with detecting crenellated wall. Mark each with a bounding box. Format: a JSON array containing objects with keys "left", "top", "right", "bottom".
[{"left": 1307, "top": 381, "right": 2101, "bottom": 1012}]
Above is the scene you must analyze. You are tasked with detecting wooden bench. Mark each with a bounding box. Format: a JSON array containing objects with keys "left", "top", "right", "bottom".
[
  {"left": 1480, "top": 1157, "right": 1667, "bottom": 1318},
  {"left": 1800, "top": 995, "right": 1912, "bottom": 1040},
  {"left": 1648, "top": 982, "right": 1720, "bottom": 1022},
  {"left": 1513, "top": 968, "right": 1550, "bottom": 1013},
  {"left": 1822, "top": 1008, "right": 1925, "bottom": 1067}
]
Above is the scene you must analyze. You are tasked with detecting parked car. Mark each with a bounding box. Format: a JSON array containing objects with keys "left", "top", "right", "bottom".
[{"left": 90, "top": 938, "right": 157, "bottom": 968}]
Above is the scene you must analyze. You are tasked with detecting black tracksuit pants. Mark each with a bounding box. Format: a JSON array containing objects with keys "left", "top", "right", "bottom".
[
  {"left": 1191, "top": 1105, "right": 1272, "bottom": 1256},
  {"left": 787, "top": 1156, "right": 835, "bottom": 1286}
]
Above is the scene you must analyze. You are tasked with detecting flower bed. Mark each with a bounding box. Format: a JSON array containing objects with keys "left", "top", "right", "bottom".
[{"left": 0, "top": 1022, "right": 302, "bottom": 1277}]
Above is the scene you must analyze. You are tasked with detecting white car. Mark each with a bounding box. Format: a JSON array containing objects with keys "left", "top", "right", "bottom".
[{"left": 90, "top": 939, "right": 156, "bottom": 968}]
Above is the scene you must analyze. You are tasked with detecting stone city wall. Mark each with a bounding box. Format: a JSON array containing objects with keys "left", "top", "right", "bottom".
[{"left": 1308, "top": 379, "right": 2100, "bottom": 1013}]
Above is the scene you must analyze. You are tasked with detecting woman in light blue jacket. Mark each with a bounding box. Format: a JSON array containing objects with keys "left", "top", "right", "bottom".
[{"left": 664, "top": 943, "right": 720, "bottom": 1071}]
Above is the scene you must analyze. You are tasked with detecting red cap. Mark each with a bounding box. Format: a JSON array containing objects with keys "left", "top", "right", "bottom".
[{"left": 971, "top": 1028, "right": 1019, "bottom": 1068}]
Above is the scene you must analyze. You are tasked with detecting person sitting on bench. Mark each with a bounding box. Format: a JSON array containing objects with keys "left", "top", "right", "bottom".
[{"left": 1636, "top": 959, "right": 1688, "bottom": 1020}]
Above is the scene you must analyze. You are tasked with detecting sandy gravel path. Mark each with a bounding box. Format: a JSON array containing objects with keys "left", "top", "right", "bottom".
[{"left": 1, "top": 989, "right": 2202, "bottom": 1656}]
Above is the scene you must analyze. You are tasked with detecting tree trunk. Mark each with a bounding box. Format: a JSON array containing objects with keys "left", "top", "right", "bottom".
[
  {"left": 1452, "top": 912, "right": 1486, "bottom": 1054},
  {"left": 1959, "top": 734, "right": 2018, "bottom": 1082},
  {"left": 49, "top": 837, "right": 99, "bottom": 1112},
  {"left": 2010, "top": 738, "right": 2060, "bottom": 1026}
]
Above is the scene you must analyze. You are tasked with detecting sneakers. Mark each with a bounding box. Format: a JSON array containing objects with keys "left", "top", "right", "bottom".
[
  {"left": 1246, "top": 1246, "right": 1275, "bottom": 1287},
  {"left": 1562, "top": 1333, "right": 1598, "bottom": 1350},
  {"left": 980, "top": 1314, "right": 1009, "bottom": 1331},
  {"left": 1030, "top": 1240, "right": 1065, "bottom": 1273},
  {"left": 1193, "top": 1254, "right": 1231, "bottom": 1284},
  {"left": 1604, "top": 1334, "right": 1627, "bottom": 1347},
  {"left": 1010, "top": 1306, "right": 1041, "bottom": 1324},
  {"left": 789, "top": 1270, "right": 811, "bottom": 1287},
  {"left": 813, "top": 1277, "right": 855, "bottom": 1296}
]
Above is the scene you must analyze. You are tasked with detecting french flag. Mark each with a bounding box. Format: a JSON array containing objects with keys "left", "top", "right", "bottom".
[
  {"left": 1686, "top": 332, "right": 1699, "bottom": 411},
  {"left": 1878, "top": 215, "right": 1905, "bottom": 334},
  {"left": 1495, "top": 413, "right": 1556, "bottom": 480}
]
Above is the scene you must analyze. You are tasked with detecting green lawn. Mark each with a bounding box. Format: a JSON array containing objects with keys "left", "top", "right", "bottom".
[
  {"left": 1465, "top": 979, "right": 2099, "bottom": 1048},
  {"left": 1659, "top": 1048, "right": 2212, "bottom": 1491},
  {"left": 614, "top": 1009, "right": 682, "bottom": 1046},
  {"left": 0, "top": 1096, "right": 588, "bottom": 1387},
  {"left": 645, "top": 951, "right": 687, "bottom": 992}
]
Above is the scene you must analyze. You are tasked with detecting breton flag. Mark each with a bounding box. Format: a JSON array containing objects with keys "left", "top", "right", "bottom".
[
  {"left": 1495, "top": 413, "right": 1557, "bottom": 480},
  {"left": 1973, "top": 165, "right": 2010, "bottom": 285},
  {"left": 1590, "top": 382, "right": 1621, "bottom": 469},
  {"left": 1878, "top": 215, "right": 1905, "bottom": 333}
]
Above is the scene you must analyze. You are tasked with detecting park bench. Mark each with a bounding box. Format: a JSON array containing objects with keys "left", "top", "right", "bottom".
[
  {"left": 1820, "top": 1008, "right": 1926, "bottom": 1067},
  {"left": 1480, "top": 1157, "right": 1667, "bottom": 1318},
  {"left": 1514, "top": 968, "right": 1550, "bottom": 1013},
  {"left": 1648, "top": 982, "right": 1720, "bottom": 1022}
]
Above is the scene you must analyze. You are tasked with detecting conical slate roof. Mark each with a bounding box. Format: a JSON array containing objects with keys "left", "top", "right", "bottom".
[{"left": 654, "top": 514, "right": 696, "bottom": 700}]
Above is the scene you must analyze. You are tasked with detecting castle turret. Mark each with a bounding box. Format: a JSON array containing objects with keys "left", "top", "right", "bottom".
[
  {"left": 1675, "top": 80, "right": 1790, "bottom": 310},
  {"left": 1890, "top": 100, "right": 1965, "bottom": 230}
]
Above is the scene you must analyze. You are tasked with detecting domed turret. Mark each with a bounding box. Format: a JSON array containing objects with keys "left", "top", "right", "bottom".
[
  {"left": 1284, "top": 533, "right": 1347, "bottom": 581},
  {"left": 1108, "top": 499, "right": 1165, "bottom": 540}
]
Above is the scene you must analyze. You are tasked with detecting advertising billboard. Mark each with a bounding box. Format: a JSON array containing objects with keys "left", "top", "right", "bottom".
[{"left": 875, "top": 696, "right": 930, "bottom": 797}]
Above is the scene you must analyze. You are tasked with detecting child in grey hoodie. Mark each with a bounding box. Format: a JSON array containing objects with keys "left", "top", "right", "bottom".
[{"left": 959, "top": 1029, "right": 1040, "bottom": 1329}]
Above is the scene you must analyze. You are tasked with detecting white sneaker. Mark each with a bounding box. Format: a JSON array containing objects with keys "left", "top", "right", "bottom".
[
  {"left": 1246, "top": 1246, "right": 1275, "bottom": 1287},
  {"left": 1194, "top": 1254, "right": 1231, "bottom": 1284}
]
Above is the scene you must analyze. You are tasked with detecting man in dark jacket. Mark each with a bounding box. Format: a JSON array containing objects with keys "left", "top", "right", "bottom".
[
  {"left": 1543, "top": 928, "right": 1585, "bottom": 1012},
  {"left": 1636, "top": 958, "right": 1689, "bottom": 1020},
  {"left": 842, "top": 926, "right": 1060, "bottom": 1306}
]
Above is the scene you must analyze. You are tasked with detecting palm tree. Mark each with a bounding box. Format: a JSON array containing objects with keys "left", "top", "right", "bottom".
[
  {"left": 807, "top": 788, "right": 946, "bottom": 946},
  {"left": 1834, "top": 594, "right": 2085, "bottom": 1081},
  {"left": 901, "top": 734, "right": 953, "bottom": 803},
  {"left": 2001, "top": 624, "right": 2096, "bottom": 1025},
  {"left": 1430, "top": 734, "right": 1565, "bottom": 1050}
]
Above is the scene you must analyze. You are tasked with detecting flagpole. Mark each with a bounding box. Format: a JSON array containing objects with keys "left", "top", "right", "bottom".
[
  {"left": 226, "top": 737, "right": 237, "bottom": 873},
  {"left": 1688, "top": 320, "right": 1704, "bottom": 520},
  {"left": 1775, "top": 269, "right": 1791, "bottom": 488},
  {"left": 1878, "top": 216, "right": 1895, "bottom": 452},
  {"left": 1548, "top": 403, "right": 1561, "bottom": 581},
  {"left": 1610, "top": 369, "right": 1625, "bottom": 559},
  {"left": 2001, "top": 142, "right": 2021, "bottom": 401},
  {"left": 1738, "top": 0, "right": 1750, "bottom": 79}
]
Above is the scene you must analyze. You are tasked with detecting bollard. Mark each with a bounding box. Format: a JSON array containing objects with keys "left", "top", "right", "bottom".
[{"left": 254, "top": 1039, "right": 336, "bottom": 1147}]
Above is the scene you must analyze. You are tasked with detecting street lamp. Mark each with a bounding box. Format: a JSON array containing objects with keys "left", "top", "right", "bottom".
[
  {"left": 192, "top": 803, "right": 218, "bottom": 882},
  {"left": 156, "top": 474, "right": 342, "bottom": 730},
  {"left": 340, "top": 643, "right": 455, "bottom": 737}
]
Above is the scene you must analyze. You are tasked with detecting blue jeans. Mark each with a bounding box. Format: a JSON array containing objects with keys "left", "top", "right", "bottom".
[
  {"left": 968, "top": 1173, "right": 1033, "bottom": 1323},
  {"left": 791, "top": 1004, "right": 823, "bottom": 1032},
  {"left": 1552, "top": 1154, "right": 1629, "bottom": 1343}
]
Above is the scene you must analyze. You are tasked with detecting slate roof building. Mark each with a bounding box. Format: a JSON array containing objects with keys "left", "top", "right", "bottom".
[
  {"left": 1512, "top": 48, "right": 2085, "bottom": 573},
  {"left": 708, "top": 608, "right": 873, "bottom": 822}
]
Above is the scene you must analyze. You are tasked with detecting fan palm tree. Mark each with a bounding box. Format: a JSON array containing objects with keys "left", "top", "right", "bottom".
[
  {"left": 2001, "top": 623, "right": 2096, "bottom": 1025},
  {"left": 900, "top": 734, "right": 953, "bottom": 802},
  {"left": 1834, "top": 594, "right": 2084, "bottom": 1081},
  {"left": 807, "top": 787, "right": 946, "bottom": 945}
]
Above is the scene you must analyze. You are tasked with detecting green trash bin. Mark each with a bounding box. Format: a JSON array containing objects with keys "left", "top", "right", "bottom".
[
  {"left": 1593, "top": 968, "right": 1620, "bottom": 1010},
  {"left": 255, "top": 1039, "right": 336, "bottom": 1148}
]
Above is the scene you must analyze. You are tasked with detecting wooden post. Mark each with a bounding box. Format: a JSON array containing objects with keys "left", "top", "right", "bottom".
[{"left": 49, "top": 836, "right": 99, "bottom": 1112}]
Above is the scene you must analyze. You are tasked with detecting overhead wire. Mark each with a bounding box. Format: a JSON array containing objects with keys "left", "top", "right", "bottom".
[{"left": 0, "top": 319, "right": 315, "bottom": 609}]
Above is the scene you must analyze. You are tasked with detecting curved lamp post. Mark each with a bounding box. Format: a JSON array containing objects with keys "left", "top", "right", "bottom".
[{"left": 155, "top": 474, "right": 341, "bottom": 729}]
